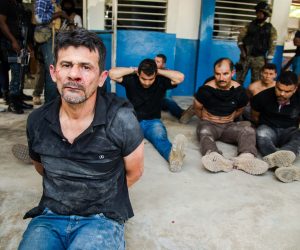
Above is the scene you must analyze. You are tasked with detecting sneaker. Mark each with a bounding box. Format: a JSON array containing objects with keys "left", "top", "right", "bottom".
[
  {"left": 275, "top": 166, "right": 300, "bottom": 183},
  {"left": 233, "top": 153, "right": 268, "bottom": 175},
  {"left": 263, "top": 150, "right": 296, "bottom": 168},
  {"left": 11, "top": 144, "right": 32, "bottom": 164},
  {"left": 33, "top": 96, "right": 42, "bottom": 105},
  {"left": 202, "top": 151, "right": 233, "bottom": 173},
  {"left": 179, "top": 105, "right": 195, "bottom": 124},
  {"left": 169, "top": 134, "right": 187, "bottom": 172}
]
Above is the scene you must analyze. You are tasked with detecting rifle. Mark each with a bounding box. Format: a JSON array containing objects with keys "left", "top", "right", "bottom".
[{"left": 7, "top": 15, "right": 30, "bottom": 91}]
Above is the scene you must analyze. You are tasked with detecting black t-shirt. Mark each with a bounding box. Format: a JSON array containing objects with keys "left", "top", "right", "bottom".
[
  {"left": 251, "top": 87, "right": 300, "bottom": 128},
  {"left": 194, "top": 85, "right": 249, "bottom": 116},
  {"left": 0, "top": 0, "right": 23, "bottom": 40},
  {"left": 25, "top": 89, "right": 144, "bottom": 223},
  {"left": 119, "top": 74, "right": 176, "bottom": 121}
]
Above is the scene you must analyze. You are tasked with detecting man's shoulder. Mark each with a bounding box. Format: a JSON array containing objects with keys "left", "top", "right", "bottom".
[{"left": 27, "top": 100, "right": 56, "bottom": 128}]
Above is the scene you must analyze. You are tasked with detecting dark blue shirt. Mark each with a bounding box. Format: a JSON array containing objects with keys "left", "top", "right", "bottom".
[{"left": 25, "top": 90, "right": 144, "bottom": 223}]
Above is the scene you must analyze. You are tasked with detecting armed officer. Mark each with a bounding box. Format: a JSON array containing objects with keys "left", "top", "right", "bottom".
[
  {"left": 0, "top": 0, "right": 33, "bottom": 114},
  {"left": 236, "top": 1, "right": 277, "bottom": 85}
]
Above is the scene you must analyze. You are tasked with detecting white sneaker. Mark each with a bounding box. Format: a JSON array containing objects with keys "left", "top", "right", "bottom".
[
  {"left": 202, "top": 151, "right": 233, "bottom": 173},
  {"left": 169, "top": 134, "right": 187, "bottom": 172},
  {"left": 233, "top": 153, "right": 268, "bottom": 175}
]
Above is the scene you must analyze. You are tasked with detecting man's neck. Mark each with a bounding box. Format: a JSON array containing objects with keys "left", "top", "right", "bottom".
[
  {"left": 262, "top": 80, "right": 275, "bottom": 88},
  {"left": 60, "top": 94, "right": 96, "bottom": 121}
]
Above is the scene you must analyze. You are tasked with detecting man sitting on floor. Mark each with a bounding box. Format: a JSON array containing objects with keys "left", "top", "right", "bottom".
[
  {"left": 109, "top": 58, "right": 187, "bottom": 172},
  {"left": 194, "top": 57, "right": 268, "bottom": 175},
  {"left": 242, "top": 63, "right": 277, "bottom": 121},
  {"left": 251, "top": 70, "right": 300, "bottom": 183}
]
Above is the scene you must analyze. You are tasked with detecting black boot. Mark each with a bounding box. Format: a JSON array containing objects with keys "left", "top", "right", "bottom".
[
  {"left": 7, "top": 95, "right": 24, "bottom": 114},
  {"left": 3, "top": 90, "right": 9, "bottom": 105},
  {"left": 20, "top": 100, "right": 33, "bottom": 109},
  {"left": 20, "top": 91, "right": 33, "bottom": 101}
]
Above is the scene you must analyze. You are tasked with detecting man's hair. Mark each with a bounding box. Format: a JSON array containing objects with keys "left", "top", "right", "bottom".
[
  {"left": 54, "top": 28, "right": 106, "bottom": 72},
  {"left": 156, "top": 54, "right": 167, "bottom": 63},
  {"left": 138, "top": 58, "right": 157, "bottom": 76},
  {"left": 277, "top": 71, "right": 298, "bottom": 86},
  {"left": 214, "top": 57, "right": 234, "bottom": 71},
  {"left": 61, "top": 0, "right": 75, "bottom": 9},
  {"left": 261, "top": 63, "right": 277, "bottom": 73}
]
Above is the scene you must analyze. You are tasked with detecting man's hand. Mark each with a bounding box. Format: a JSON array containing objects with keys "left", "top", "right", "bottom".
[
  {"left": 157, "top": 68, "right": 184, "bottom": 85},
  {"left": 12, "top": 40, "right": 21, "bottom": 53}
]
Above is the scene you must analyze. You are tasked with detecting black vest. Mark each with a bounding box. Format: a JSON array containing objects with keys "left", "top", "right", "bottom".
[{"left": 243, "top": 20, "right": 272, "bottom": 57}]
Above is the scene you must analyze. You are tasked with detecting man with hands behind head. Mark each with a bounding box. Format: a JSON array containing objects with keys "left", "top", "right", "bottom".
[{"left": 109, "top": 59, "right": 187, "bottom": 172}]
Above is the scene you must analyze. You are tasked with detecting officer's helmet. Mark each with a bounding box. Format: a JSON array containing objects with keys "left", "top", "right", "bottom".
[{"left": 255, "top": 1, "right": 272, "bottom": 17}]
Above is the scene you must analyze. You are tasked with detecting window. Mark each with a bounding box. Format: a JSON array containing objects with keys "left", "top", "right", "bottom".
[
  {"left": 104, "top": 0, "right": 168, "bottom": 32},
  {"left": 213, "top": 0, "right": 263, "bottom": 40}
]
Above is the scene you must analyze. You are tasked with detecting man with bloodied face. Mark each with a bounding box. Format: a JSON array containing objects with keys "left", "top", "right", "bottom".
[{"left": 18, "top": 28, "right": 144, "bottom": 250}]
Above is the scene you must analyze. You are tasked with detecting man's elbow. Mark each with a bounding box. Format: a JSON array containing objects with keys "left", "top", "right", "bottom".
[{"left": 178, "top": 73, "right": 185, "bottom": 84}]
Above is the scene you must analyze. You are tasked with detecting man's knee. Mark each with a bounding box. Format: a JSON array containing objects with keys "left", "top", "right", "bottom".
[{"left": 256, "top": 125, "right": 274, "bottom": 139}]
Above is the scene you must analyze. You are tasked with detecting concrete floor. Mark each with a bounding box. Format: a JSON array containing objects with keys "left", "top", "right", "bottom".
[{"left": 0, "top": 94, "right": 300, "bottom": 250}]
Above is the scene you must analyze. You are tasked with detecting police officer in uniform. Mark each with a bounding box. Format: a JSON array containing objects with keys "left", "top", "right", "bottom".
[{"left": 236, "top": 1, "right": 277, "bottom": 85}]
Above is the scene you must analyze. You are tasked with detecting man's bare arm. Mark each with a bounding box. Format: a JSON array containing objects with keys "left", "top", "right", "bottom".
[
  {"left": 193, "top": 99, "right": 203, "bottom": 119},
  {"left": 109, "top": 67, "right": 136, "bottom": 83},
  {"left": 157, "top": 69, "right": 184, "bottom": 85},
  {"left": 32, "top": 160, "right": 44, "bottom": 176},
  {"left": 124, "top": 141, "right": 144, "bottom": 188},
  {"left": 234, "top": 107, "right": 245, "bottom": 119},
  {"left": 0, "top": 15, "right": 21, "bottom": 52},
  {"left": 251, "top": 109, "right": 260, "bottom": 125}
]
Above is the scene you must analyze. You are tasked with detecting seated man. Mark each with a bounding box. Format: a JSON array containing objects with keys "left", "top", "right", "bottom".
[
  {"left": 243, "top": 63, "right": 277, "bottom": 121},
  {"left": 248, "top": 63, "right": 277, "bottom": 97},
  {"left": 251, "top": 71, "right": 300, "bottom": 183},
  {"left": 109, "top": 59, "right": 187, "bottom": 172},
  {"left": 18, "top": 28, "right": 144, "bottom": 249},
  {"left": 194, "top": 58, "right": 268, "bottom": 175},
  {"left": 154, "top": 54, "right": 194, "bottom": 123}
]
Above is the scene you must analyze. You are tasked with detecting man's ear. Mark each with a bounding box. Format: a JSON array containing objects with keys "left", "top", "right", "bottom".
[
  {"left": 98, "top": 70, "right": 108, "bottom": 87},
  {"left": 49, "top": 65, "right": 57, "bottom": 82}
]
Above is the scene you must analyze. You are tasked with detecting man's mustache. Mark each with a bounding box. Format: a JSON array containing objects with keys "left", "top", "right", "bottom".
[{"left": 62, "top": 82, "right": 85, "bottom": 91}]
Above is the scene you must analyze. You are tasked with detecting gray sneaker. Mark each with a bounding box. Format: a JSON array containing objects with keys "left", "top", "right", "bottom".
[
  {"left": 12, "top": 144, "right": 32, "bottom": 164},
  {"left": 233, "top": 153, "right": 268, "bottom": 175},
  {"left": 179, "top": 105, "right": 195, "bottom": 124},
  {"left": 169, "top": 134, "right": 187, "bottom": 172},
  {"left": 202, "top": 151, "right": 233, "bottom": 173},
  {"left": 263, "top": 150, "right": 296, "bottom": 168},
  {"left": 275, "top": 166, "right": 300, "bottom": 183}
]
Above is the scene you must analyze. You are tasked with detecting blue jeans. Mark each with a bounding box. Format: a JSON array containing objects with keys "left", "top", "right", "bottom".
[
  {"left": 0, "top": 39, "right": 21, "bottom": 96},
  {"left": 139, "top": 119, "right": 172, "bottom": 161},
  {"left": 161, "top": 97, "right": 183, "bottom": 119},
  {"left": 256, "top": 124, "right": 300, "bottom": 157},
  {"left": 39, "top": 39, "right": 58, "bottom": 103},
  {"left": 18, "top": 208, "right": 125, "bottom": 250}
]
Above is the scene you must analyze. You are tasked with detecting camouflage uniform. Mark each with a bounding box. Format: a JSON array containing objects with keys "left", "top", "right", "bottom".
[{"left": 236, "top": 20, "right": 277, "bottom": 84}]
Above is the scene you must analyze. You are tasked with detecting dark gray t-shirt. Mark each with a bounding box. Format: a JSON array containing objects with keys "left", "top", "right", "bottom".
[{"left": 25, "top": 90, "right": 143, "bottom": 223}]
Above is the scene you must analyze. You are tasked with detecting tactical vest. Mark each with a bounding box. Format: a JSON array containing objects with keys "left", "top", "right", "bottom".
[{"left": 243, "top": 20, "right": 272, "bottom": 57}]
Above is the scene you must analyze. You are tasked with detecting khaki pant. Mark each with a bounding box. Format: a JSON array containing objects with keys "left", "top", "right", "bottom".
[
  {"left": 236, "top": 56, "right": 265, "bottom": 84},
  {"left": 196, "top": 120, "right": 257, "bottom": 156}
]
